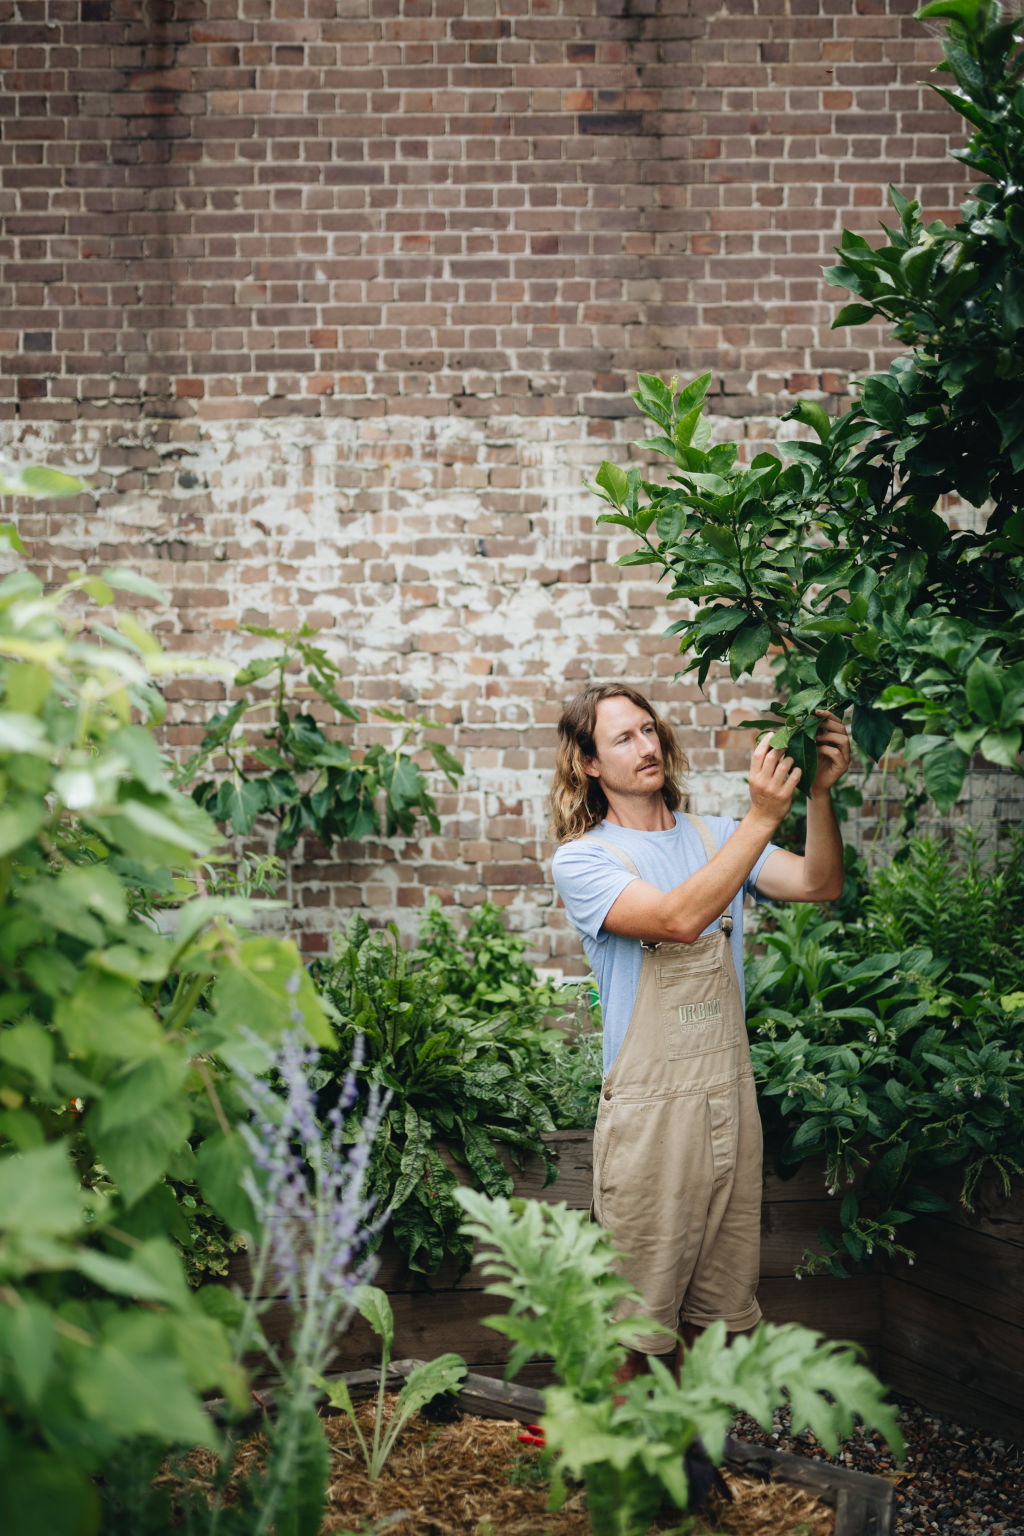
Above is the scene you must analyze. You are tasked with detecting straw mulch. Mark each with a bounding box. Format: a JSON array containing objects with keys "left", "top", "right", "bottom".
[
  {"left": 165, "top": 1396, "right": 834, "bottom": 1534},
  {"left": 315, "top": 1395, "right": 835, "bottom": 1536}
]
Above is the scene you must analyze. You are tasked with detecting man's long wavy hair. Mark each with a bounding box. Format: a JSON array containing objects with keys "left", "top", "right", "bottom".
[{"left": 549, "top": 684, "right": 688, "bottom": 843}]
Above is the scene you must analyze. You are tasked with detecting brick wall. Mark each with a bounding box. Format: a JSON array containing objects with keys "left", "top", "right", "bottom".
[{"left": 0, "top": 0, "right": 971, "bottom": 967}]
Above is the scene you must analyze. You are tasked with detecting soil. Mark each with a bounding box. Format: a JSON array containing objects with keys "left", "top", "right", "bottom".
[{"left": 316, "top": 1396, "right": 835, "bottom": 1536}]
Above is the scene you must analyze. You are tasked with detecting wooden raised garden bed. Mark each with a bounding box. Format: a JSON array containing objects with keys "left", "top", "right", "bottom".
[{"left": 235, "top": 1130, "right": 1024, "bottom": 1441}]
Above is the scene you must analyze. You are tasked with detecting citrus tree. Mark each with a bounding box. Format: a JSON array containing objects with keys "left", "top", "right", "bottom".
[{"left": 591, "top": 0, "right": 1024, "bottom": 809}]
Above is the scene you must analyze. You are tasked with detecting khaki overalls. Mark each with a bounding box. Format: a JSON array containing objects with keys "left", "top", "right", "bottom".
[{"left": 589, "top": 814, "right": 763, "bottom": 1355}]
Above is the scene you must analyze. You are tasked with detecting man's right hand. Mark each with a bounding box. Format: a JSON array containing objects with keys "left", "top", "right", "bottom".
[{"left": 748, "top": 735, "right": 801, "bottom": 827}]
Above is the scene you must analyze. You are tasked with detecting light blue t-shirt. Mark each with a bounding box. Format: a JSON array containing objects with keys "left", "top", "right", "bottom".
[{"left": 551, "top": 813, "right": 777, "bottom": 1076}]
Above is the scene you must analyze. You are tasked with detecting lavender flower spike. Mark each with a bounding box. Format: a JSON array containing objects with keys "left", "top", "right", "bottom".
[{"left": 235, "top": 1028, "right": 388, "bottom": 1382}]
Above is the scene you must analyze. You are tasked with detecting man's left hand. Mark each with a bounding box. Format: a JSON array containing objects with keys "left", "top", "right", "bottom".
[{"left": 811, "top": 710, "right": 851, "bottom": 794}]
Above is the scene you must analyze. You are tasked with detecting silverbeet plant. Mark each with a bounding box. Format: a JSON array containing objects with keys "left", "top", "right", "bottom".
[
  {"left": 457, "top": 1190, "right": 905, "bottom": 1536},
  {"left": 210, "top": 1028, "right": 388, "bottom": 1536}
]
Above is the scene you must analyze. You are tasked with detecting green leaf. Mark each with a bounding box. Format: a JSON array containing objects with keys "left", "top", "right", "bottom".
[
  {"left": 273, "top": 1404, "right": 331, "bottom": 1536},
  {"left": 0, "top": 1295, "right": 56, "bottom": 1409},
  {"left": 54, "top": 974, "right": 164, "bottom": 1062},
  {"left": 786, "top": 399, "right": 831, "bottom": 442},
  {"left": 19, "top": 465, "right": 89, "bottom": 499},
  {"left": 96, "top": 1054, "right": 190, "bottom": 1134},
  {"left": 0, "top": 1141, "right": 85, "bottom": 1238},
  {"left": 74, "top": 1318, "right": 218, "bottom": 1449},
  {"left": 92, "top": 1097, "right": 193, "bottom": 1207},
  {"left": 965, "top": 657, "right": 1004, "bottom": 724},
  {"left": 3, "top": 1448, "right": 101, "bottom": 1536},
  {"left": 213, "top": 776, "right": 269, "bottom": 835},
  {"left": 392, "top": 1353, "right": 466, "bottom": 1429},
  {"left": 921, "top": 741, "right": 968, "bottom": 811},
  {"left": 851, "top": 702, "right": 896, "bottom": 761},
  {"left": 979, "top": 727, "right": 1022, "bottom": 768},
  {"left": 353, "top": 1284, "right": 395, "bottom": 1357},
  {"left": 832, "top": 303, "right": 879, "bottom": 328},
  {"left": 860, "top": 375, "right": 906, "bottom": 431},
  {"left": 211, "top": 936, "right": 335, "bottom": 1051},
  {"left": 195, "top": 1131, "right": 259, "bottom": 1234},
  {"left": 594, "top": 461, "right": 630, "bottom": 507},
  {"left": 729, "top": 623, "right": 772, "bottom": 680},
  {"left": 0, "top": 1022, "right": 55, "bottom": 1091}
]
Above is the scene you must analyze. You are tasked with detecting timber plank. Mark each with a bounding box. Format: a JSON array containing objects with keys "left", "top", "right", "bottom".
[
  {"left": 881, "top": 1352, "right": 1024, "bottom": 1444},
  {"left": 757, "top": 1275, "right": 881, "bottom": 1363},
  {"left": 882, "top": 1276, "right": 1024, "bottom": 1419},
  {"left": 723, "top": 1437, "right": 893, "bottom": 1533},
  {"left": 884, "top": 1216, "right": 1024, "bottom": 1324},
  {"left": 760, "top": 1196, "right": 852, "bottom": 1274}
]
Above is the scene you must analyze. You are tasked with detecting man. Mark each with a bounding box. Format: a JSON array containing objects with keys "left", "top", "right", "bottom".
[{"left": 550, "top": 683, "right": 850, "bottom": 1381}]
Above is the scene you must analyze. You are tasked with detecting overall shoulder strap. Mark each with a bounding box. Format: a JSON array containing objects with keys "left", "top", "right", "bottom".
[
  {"left": 581, "top": 829, "right": 641, "bottom": 879},
  {"left": 682, "top": 814, "right": 733, "bottom": 935}
]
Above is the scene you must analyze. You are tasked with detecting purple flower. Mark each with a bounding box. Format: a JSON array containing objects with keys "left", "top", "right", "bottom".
[{"left": 235, "top": 1029, "right": 387, "bottom": 1377}]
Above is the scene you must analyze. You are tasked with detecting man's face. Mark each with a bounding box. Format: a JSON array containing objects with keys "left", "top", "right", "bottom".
[{"left": 583, "top": 695, "right": 665, "bottom": 798}]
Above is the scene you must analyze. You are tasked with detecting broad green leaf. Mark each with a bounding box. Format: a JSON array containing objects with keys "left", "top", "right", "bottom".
[
  {"left": 54, "top": 974, "right": 164, "bottom": 1061},
  {"left": 695, "top": 605, "right": 748, "bottom": 637},
  {"left": 0, "top": 795, "right": 46, "bottom": 858},
  {"left": 860, "top": 375, "right": 906, "bottom": 430},
  {"left": 195, "top": 1130, "right": 259, "bottom": 1234},
  {"left": 594, "top": 461, "right": 630, "bottom": 507},
  {"left": 0, "top": 1141, "right": 85, "bottom": 1238},
  {"left": 3, "top": 1448, "right": 101, "bottom": 1536},
  {"left": 73, "top": 1325, "right": 217, "bottom": 1449},
  {"left": 786, "top": 399, "right": 831, "bottom": 443},
  {"left": 92, "top": 1097, "right": 193, "bottom": 1207},
  {"left": 729, "top": 623, "right": 771, "bottom": 679},
  {"left": 274, "top": 1402, "right": 330, "bottom": 1536},
  {"left": 0, "top": 1022, "right": 55, "bottom": 1090},
  {"left": 0, "top": 713, "right": 49, "bottom": 754},
  {"left": 96, "top": 1053, "right": 190, "bottom": 1134},
  {"left": 211, "top": 935, "right": 334, "bottom": 1050},
  {"left": 979, "top": 727, "right": 1022, "bottom": 768},
  {"left": 832, "top": 303, "right": 879, "bottom": 328},
  {"left": 214, "top": 775, "right": 269, "bottom": 834},
  {"left": 19, "top": 465, "right": 89, "bottom": 498},
  {"left": 234, "top": 654, "right": 282, "bottom": 686},
  {"left": 965, "top": 657, "right": 1004, "bottom": 724},
  {"left": 73, "top": 1244, "right": 182, "bottom": 1305},
  {"left": 354, "top": 1284, "right": 395, "bottom": 1356},
  {"left": 851, "top": 702, "right": 896, "bottom": 761},
  {"left": 920, "top": 741, "right": 968, "bottom": 811},
  {"left": 0, "top": 1295, "right": 56, "bottom": 1409}
]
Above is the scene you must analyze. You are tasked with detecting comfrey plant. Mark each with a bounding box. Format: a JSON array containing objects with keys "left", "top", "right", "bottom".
[
  {"left": 213, "top": 1029, "right": 388, "bottom": 1536},
  {"left": 458, "top": 1190, "right": 904, "bottom": 1536}
]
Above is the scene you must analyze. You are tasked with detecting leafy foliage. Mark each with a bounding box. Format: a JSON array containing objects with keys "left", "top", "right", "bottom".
[
  {"left": 413, "top": 898, "right": 603, "bottom": 1129},
  {"left": 748, "top": 832, "right": 1024, "bottom": 1274},
  {"left": 320, "top": 1285, "right": 466, "bottom": 1480},
  {"left": 182, "top": 624, "right": 462, "bottom": 849},
  {"left": 457, "top": 1190, "right": 903, "bottom": 1536},
  {"left": 312, "top": 914, "right": 567, "bottom": 1274},
  {"left": 0, "top": 563, "right": 338, "bottom": 1533},
  {"left": 590, "top": 0, "right": 1024, "bottom": 810}
]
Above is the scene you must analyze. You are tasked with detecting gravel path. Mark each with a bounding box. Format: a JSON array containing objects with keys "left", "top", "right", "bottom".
[{"left": 733, "top": 1397, "right": 1023, "bottom": 1535}]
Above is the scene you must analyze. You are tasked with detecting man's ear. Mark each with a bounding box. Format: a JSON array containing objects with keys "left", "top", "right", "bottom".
[{"left": 581, "top": 754, "right": 601, "bottom": 780}]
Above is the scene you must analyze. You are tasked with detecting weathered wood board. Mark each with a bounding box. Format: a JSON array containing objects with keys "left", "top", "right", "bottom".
[{"left": 229, "top": 1133, "right": 1023, "bottom": 1440}]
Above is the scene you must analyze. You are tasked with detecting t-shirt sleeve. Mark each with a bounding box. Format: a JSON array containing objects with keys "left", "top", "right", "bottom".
[{"left": 551, "top": 839, "right": 638, "bottom": 942}]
